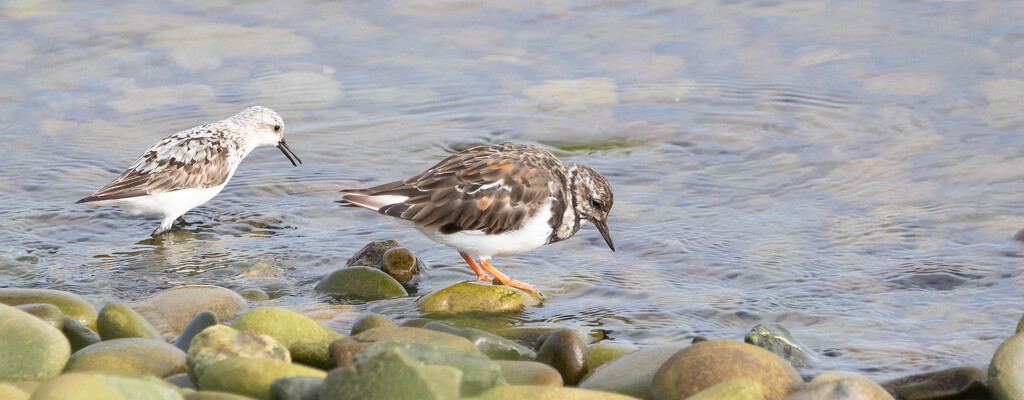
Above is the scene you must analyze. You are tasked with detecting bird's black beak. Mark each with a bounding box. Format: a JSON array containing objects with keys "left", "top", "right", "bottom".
[
  {"left": 594, "top": 219, "right": 614, "bottom": 251},
  {"left": 277, "top": 139, "right": 301, "bottom": 167}
]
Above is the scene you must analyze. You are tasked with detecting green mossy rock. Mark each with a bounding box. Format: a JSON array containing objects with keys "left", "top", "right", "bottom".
[
  {"left": 238, "top": 288, "right": 270, "bottom": 301},
  {"left": 0, "top": 303, "right": 70, "bottom": 381},
  {"left": 175, "top": 311, "right": 219, "bottom": 352},
  {"left": 686, "top": 378, "right": 765, "bottom": 400},
  {"left": 197, "top": 358, "right": 326, "bottom": 400},
  {"left": 423, "top": 321, "right": 535, "bottom": 361},
  {"left": 586, "top": 342, "right": 638, "bottom": 372},
  {"left": 0, "top": 288, "right": 97, "bottom": 330},
  {"left": 319, "top": 347, "right": 461, "bottom": 400},
  {"left": 133, "top": 286, "right": 246, "bottom": 340},
  {"left": 314, "top": 266, "right": 408, "bottom": 300},
  {"left": 650, "top": 340, "right": 802, "bottom": 400},
  {"left": 186, "top": 324, "right": 290, "bottom": 384},
  {"left": 578, "top": 345, "right": 686, "bottom": 398},
  {"left": 14, "top": 303, "right": 64, "bottom": 330},
  {"left": 356, "top": 341, "right": 505, "bottom": 396},
  {"left": 30, "top": 371, "right": 184, "bottom": 400},
  {"left": 231, "top": 307, "right": 342, "bottom": 370},
  {"left": 62, "top": 316, "right": 102, "bottom": 353},
  {"left": 381, "top": 248, "right": 418, "bottom": 283},
  {"left": 97, "top": 302, "right": 163, "bottom": 341},
  {"left": 66, "top": 338, "right": 186, "bottom": 378},
  {"left": 349, "top": 313, "right": 396, "bottom": 336},
  {"left": 494, "top": 360, "right": 563, "bottom": 386},
  {"left": 418, "top": 282, "right": 540, "bottom": 313},
  {"left": 470, "top": 385, "right": 641, "bottom": 400}
]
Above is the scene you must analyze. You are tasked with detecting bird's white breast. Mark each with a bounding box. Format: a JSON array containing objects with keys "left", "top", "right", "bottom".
[
  {"left": 113, "top": 183, "right": 227, "bottom": 218},
  {"left": 417, "top": 199, "right": 555, "bottom": 260}
]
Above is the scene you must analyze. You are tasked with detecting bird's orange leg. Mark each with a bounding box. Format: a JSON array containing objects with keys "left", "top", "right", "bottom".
[
  {"left": 479, "top": 259, "right": 538, "bottom": 294},
  {"left": 459, "top": 251, "right": 493, "bottom": 282}
]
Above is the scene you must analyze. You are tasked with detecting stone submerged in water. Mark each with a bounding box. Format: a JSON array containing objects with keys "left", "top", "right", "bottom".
[
  {"left": 186, "top": 324, "right": 291, "bottom": 383},
  {"left": 578, "top": 344, "right": 687, "bottom": 398},
  {"left": 744, "top": 323, "right": 816, "bottom": 369},
  {"left": 989, "top": 332, "right": 1024, "bottom": 400},
  {"left": 314, "top": 266, "right": 408, "bottom": 301},
  {"left": 65, "top": 337, "right": 187, "bottom": 378},
  {"left": 97, "top": 302, "right": 164, "bottom": 341},
  {"left": 784, "top": 371, "right": 893, "bottom": 400},
  {"left": 319, "top": 346, "right": 461, "bottom": 400},
  {"left": 231, "top": 307, "right": 343, "bottom": 370},
  {"left": 0, "top": 288, "right": 98, "bottom": 330},
  {"left": 197, "top": 358, "right": 326, "bottom": 400},
  {"left": 422, "top": 321, "right": 536, "bottom": 361},
  {"left": 880, "top": 365, "right": 988, "bottom": 400},
  {"left": 0, "top": 303, "right": 70, "bottom": 381},
  {"left": 650, "top": 339, "right": 802, "bottom": 400},
  {"left": 133, "top": 285, "right": 247, "bottom": 340},
  {"left": 418, "top": 281, "right": 540, "bottom": 313},
  {"left": 30, "top": 371, "right": 184, "bottom": 400},
  {"left": 536, "top": 329, "right": 590, "bottom": 386},
  {"left": 238, "top": 288, "right": 270, "bottom": 301}
]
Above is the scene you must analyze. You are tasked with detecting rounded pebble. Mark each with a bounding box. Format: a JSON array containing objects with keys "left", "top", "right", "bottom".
[
  {"left": 0, "top": 288, "right": 98, "bottom": 330},
  {"left": 231, "top": 307, "right": 342, "bottom": 369},
  {"left": 494, "top": 360, "right": 563, "bottom": 386},
  {"left": 314, "top": 266, "right": 408, "bottom": 300},
  {"left": 238, "top": 288, "right": 270, "bottom": 302},
  {"left": 349, "top": 313, "right": 396, "bottom": 336},
  {"left": 989, "top": 332, "right": 1024, "bottom": 400},
  {"left": 133, "top": 285, "right": 247, "bottom": 339},
  {"left": 186, "top": 324, "right": 290, "bottom": 384},
  {"left": 381, "top": 248, "right": 417, "bottom": 283},
  {"left": 198, "top": 358, "right": 326, "bottom": 400},
  {"left": 175, "top": 311, "right": 220, "bottom": 352},
  {"left": 14, "top": 303, "right": 64, "bottom": 330},
  {"left": 579, "top": 344, "right": 687, "bottom": 398},
  {"left": 418, "top": 281, "right": 540, "bottom": 313},
  {"left": 65, "top": 338, "right": 187, "bottom": 378},
  {"left": 97, "top": 302, "right": 163, "bottom": 341},
  {"left": 0, "top": 303, "right": 70, "bottom": 381},
  {"left": 651, "top": 339, "right": 802, "bottom": 400}
]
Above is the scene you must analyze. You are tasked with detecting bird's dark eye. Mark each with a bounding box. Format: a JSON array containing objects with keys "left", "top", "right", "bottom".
[
  {"left": 273, "top": 125, "right": 281, "bottom": 132},
  {"left": 591, "top": 200, "right": 602, "bottom": 209}
]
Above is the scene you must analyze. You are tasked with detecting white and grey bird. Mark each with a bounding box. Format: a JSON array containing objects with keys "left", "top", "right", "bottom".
[
  {"left": 337, "top": 142, "right": 614, "bottom": 294},
  {"left": 77, "top": 106, "right": 301, "bottom": 236}
]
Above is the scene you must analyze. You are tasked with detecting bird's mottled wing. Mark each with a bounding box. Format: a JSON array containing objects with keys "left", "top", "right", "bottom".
[
  {"left": 345, "top": 143, "right": 564, "bottom": 235},
  {"left": 78, "top": 125, "right": 238, "bottom": 203}
]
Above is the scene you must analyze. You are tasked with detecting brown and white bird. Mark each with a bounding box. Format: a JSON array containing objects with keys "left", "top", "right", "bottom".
[
  {"left": 337, "top": 142, "right": 614, "bottom": 294},
  {"left": 77, "top": 106, "right": 301, "bottom": 236}
]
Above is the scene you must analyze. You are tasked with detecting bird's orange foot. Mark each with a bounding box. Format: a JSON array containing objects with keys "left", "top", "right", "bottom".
[{"left": 479, "top": 259, "right": 540, "bottom": 295}]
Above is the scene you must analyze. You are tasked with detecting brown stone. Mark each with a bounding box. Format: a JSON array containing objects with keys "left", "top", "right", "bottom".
[
  {"left": 651, "top": 339, "right": 802, "bottom": 400},
  {"left": 880, "top": 366, "right": 988, "bottom": 400}
]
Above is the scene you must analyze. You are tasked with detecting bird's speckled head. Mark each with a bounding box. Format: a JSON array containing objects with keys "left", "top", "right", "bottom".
[
  {"left": 230, "top": 106, "right": 300, "bottom": 166},
  {"left": 568, "top": 163, "right": 614, "bottom": 251}
]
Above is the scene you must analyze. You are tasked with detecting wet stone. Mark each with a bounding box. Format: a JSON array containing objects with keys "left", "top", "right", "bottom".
[
  {"left": 418, "top": 281, "right": 540, "bottom": 313},
  {"left": 63, "top": 315, "right": 102, "bottom": 353},
  {"left": 30, "top": 371, "right": 184, "bottom": 400},
  {"left": 175, "top": 311, "right": 220, "bottom": 352},
  {"left": 319, "top": 346, "right": 461, "bottom": 400},
  {"left": 423, "top": 321, "right": 536, "bottom": 361},
  {"left": 97, "top": 302, "right": 163, "bottom": 341},
  {"left": 65, "top": 338, "right": 187, "bottom": 378},
  {"left": 197, "top": 358, "right": 326, "bottom": 400},
  {"left": 784, "top": 371, "right": 892, "bottom": 400},
  {"left": 239, "top": 288, "right": 270, "bottom": 302},
  {"left": 880, "top": 365, "right": 988, "bottom": 400},
  {"left": 231, "top": 307, "right": 343, "bottom": 370},
  {"left": 332, "top": 326, "right": 479, "bottom": 368},
  {"left": 133, "top": 285, "right": 246, "bottom": 340},
  {"left": 587, "top": 342, "right": 638, "bottom": 372},
  {"left": 745, "top": 323, "right": 817, "bottom": 369},
  {"left": 536, "top": 329, "right": 590, "bottom": 386},
  {"left": 349, "top": 313, "right": 396, "bottom": 336},
  {"left": 472, "top": 385, "right": 640, "bottom": 400},
  {"left": 688, "top": 378, "right": 766, "bottom": 400},
  {"left": 989, "top": 332, "right": 1024, "bottom": 400},
  {"left": 0, "top": 288, "right": 98, "bottom": 330},
  {"left": 651, "top": 339, "right": 802, "bottom": 400},
  {"left": 344, "top": 240, "right": 403, "bottom": 268},
  {"left": 14, "top": 303, "right": 63, "bottom": 330},
  {"left": 381, "top": 248, "right": 420, "bottom": 283},
  {"left": 355, "top": 341, "right": 506, "bottom": 396},
  {"left": 314, "top": 266, "right": 408, "bottom": 301},
  {"left": 186, "top": 324, "right": 290, "bottom": 384},
  {"left": 579, "top": 344, "right": 686, "bottom": 398},
  {"left": 494, "top": 360, "right": 563, "bottom": 386},
  {"left": 268, "top": 375, "right": 323, "bottom": 400},
  {"left": 0, "top": 303, "right": 70, "bottom": 381}
]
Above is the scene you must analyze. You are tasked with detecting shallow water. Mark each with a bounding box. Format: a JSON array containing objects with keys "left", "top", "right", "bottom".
[{"left": 2, "top": 0, "right": 1024, "bottom": 380}]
